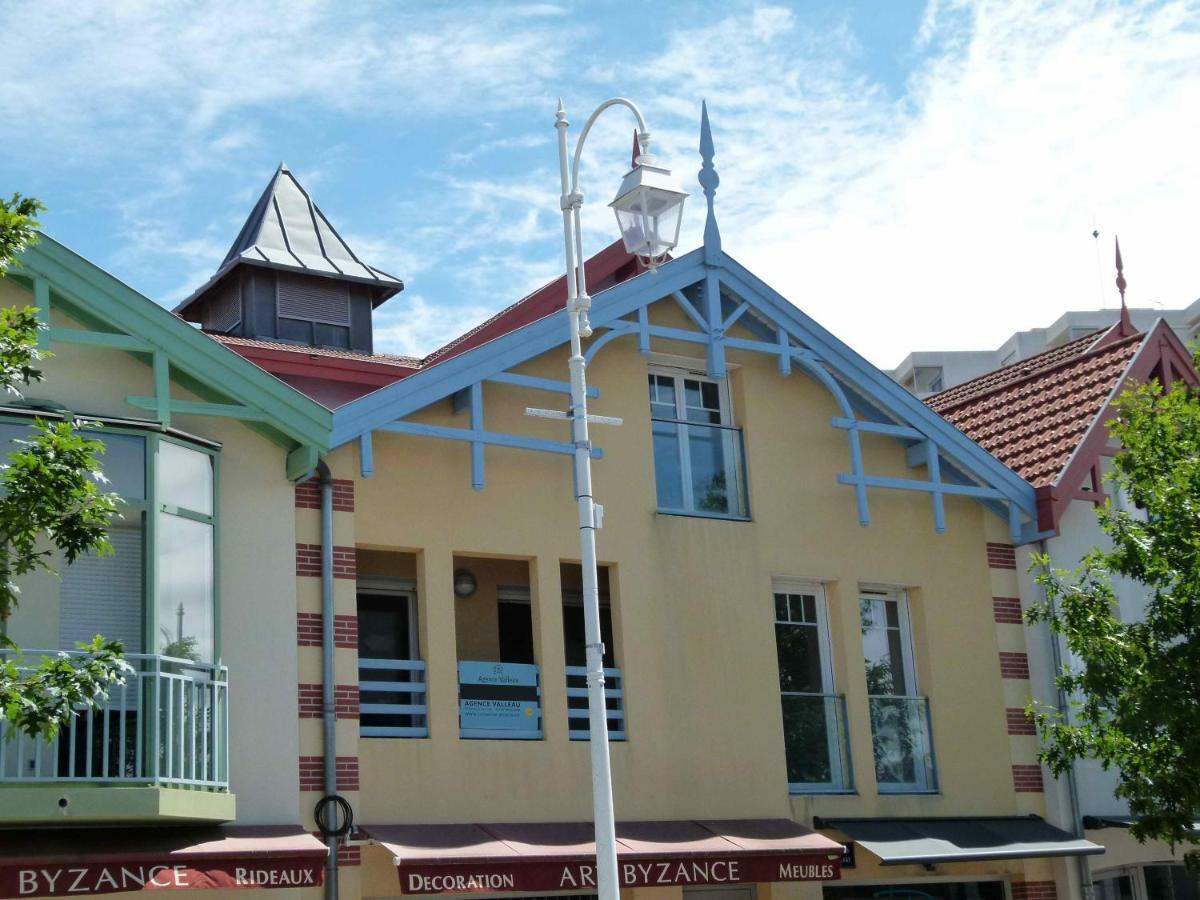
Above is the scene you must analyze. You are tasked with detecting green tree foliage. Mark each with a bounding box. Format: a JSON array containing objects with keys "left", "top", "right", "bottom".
[
  {"left": 1027, "top": 376, "right": 1200, "bottom": 862},
  {"left": 0, "top": 195, "right": 129, "bottom": 740}
]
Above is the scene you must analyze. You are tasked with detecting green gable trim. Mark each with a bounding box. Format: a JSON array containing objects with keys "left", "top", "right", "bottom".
[{"left": 13, "top": 235, "right": 333, "bottom": 455}]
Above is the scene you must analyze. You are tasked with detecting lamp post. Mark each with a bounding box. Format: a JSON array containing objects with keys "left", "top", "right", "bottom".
[{"left": 551, "top": 97, "right": 686, "bottom": 900}]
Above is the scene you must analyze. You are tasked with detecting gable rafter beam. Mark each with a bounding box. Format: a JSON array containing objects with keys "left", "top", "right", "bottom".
[
  {"left": 377, "top": 419, "right": 602, "bottom": 460},
  {"left": 487, "top": 371, "right": 599, "bottom": 399},
  {"left": 124, "top": 396, "right": 269, "bottom": 421}
]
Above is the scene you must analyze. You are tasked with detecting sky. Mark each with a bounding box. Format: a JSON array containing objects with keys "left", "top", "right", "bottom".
[{"left": 2, "top": 0, "right": 1197, "bottom": 369}]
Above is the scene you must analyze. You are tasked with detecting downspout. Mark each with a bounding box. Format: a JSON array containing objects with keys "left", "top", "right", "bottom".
[
  {"left": 317, "top": 460, "right": 339, "bottom": 900},
  {"left": 1035, "top": 539, "right": 1093, "bottom": 900}
]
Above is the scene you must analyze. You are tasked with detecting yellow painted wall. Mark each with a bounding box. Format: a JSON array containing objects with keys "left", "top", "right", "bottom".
[
  {"left": 0, "top": 277, "right": 301, "bottom": 825},
  {"left": 322, "top": 297, "right": 1028, "bottom": 836}
]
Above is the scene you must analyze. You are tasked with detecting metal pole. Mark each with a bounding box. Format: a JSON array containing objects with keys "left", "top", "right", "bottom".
[
  {"left": 555, "top": 99, "right": 620, "bottom": 900},
  {"left": 317, "top": 461, "right": 339, "bottom": 900}
]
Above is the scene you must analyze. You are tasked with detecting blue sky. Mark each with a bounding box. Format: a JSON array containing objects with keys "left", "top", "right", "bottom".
[{"left": 2, "top": 1, "right": 1198, "bottom": 367}]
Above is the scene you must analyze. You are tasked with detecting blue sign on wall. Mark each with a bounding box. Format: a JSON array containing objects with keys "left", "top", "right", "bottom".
[{"left": 459, "top": 661, "right": 541, "bottom": 735}]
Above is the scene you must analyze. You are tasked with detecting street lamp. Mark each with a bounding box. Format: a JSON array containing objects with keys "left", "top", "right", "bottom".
[{"left": 551, "top": 97, "right": 686, "bottom": 900}]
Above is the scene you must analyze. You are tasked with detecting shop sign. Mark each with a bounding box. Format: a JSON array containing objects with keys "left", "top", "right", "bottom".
[
  {"left": 458, "top": 662, "right": 539, "bottom": 733},
  {"left": 399, "top": 853, "right": 841, "bottom": 894},
  {"left": 0, "top": 858, "right": 324, "bottom": 897}
]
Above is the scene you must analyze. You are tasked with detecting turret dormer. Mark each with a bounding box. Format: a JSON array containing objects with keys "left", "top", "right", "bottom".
[{"left": 175, "top": 164, "right": 402, "bottom": 353}]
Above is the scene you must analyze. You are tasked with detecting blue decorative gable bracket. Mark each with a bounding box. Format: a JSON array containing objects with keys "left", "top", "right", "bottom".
[{"left": 330, "top": 104, "right": 1039, "bottom": 542}]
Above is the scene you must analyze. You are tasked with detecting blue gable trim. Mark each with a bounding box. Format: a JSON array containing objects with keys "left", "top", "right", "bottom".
[{"left": 329, "top": 244, "right": 1036, "bottom": 536}]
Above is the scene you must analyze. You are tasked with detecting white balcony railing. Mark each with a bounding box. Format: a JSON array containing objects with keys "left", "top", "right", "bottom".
[
  {"left": 359, "top": 658, "right": 428, "bottom": 738},
  {"left": 565, "top": 666, "right": 626, "bottom": 740},
  {"left": 0, "top": 651, "right": 228, "bottom": 791}
]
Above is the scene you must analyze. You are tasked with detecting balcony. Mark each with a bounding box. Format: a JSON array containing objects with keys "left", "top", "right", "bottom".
[
  {"left": 781, "top": 692, "right": 853, "bottom": 793},
  {"left": 459, "top": 661, "right": 542, "bottom": 740},
  {"left": 652, "top": 419, "right": 750, "bottom": 520},
  {"left": 359, "top": 658, "right": 428, "bottom": 738},
  {"left": 0, "top": 652, "right": 234, "bottom": 823},
  {"left": 869, "top": 695, "right": 939, "bottom": 793},
  {"left": 565, "top": 666, "right": 626, "bottom": 740}
]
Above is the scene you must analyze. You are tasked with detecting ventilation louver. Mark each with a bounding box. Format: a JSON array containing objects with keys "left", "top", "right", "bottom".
[{"left": 277, "top": 273, "right": 351, "bottom": 326}]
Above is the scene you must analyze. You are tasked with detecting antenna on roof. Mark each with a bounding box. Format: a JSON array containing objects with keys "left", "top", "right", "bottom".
[{"left": 1115, "top": 236, "right": 1135, "bottom": 336}]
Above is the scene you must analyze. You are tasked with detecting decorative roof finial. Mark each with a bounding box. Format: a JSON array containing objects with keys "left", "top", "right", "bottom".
[
  {"left": 631, "top": 130, "right": 641, "bottom": 167},
  {"left": 1115, "top": 236, "right": 1134, "bottom": 336},
  {"left": 698, "top": 100, "right": 721, "bottom": 263}
]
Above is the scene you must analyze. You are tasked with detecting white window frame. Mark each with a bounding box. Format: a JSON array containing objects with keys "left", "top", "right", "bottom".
[
  {"left": 860, "top": 586, "right": 936, "bottom": 794},
  {"left": 773, "top": 580, "right": 850, "bottom": 793},
  {"left": 647, "top": 365, "right": 741, "bottom": 517}
]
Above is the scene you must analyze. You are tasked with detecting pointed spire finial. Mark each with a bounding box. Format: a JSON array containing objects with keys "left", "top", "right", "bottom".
[
  {"left": 632, "top": 129, "right": 641, "bottom": 167},
  {"left": 698, "top": 100, "right": 721, "bottom": 263},
  {"left": 278, "top": 161, "right": 289, "bottom": 172},
  {"left": 1115, "top": 236, "right": 1134, "bottom": 335}
]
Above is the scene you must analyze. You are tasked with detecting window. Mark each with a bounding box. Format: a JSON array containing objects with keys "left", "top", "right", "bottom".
[
  {"left": 774, "top": 583, "right": 851, "bottom": 792},
  {"left": 648, "top": 369, "right": 748, "bottom": 518},
  {"left": 357, "top": 581, "right": 425, "bottom": 737},
  {"left": 860, "top": 588, "right": 937, "bottom": 792},
  {"left": 0, "top": 418, "right": 218, "bottom": 663}
]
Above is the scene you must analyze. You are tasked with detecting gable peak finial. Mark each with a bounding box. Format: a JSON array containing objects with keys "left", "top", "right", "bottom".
[
  {"left": 698, "top": 100, "right": 721, "bottom": 262},
  {"left": 1115, "top": 236, "right": 1134, "bottom": 335}
]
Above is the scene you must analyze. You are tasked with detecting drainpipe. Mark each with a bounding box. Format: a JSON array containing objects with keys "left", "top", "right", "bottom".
[
  {"left": 1035, "top": 539, "right": 1093, "bottom": 900},
  {"left": 317, "top": 460, "right": 339, "bottom": 900}
]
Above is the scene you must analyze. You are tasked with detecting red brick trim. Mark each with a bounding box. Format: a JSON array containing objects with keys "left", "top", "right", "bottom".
[
  {"left": 297, "top": 612, "right": 323, "bottom": 647},
  {"left": 296, "top": 544, "right": 357, "bottom": 579},
  {"left": 1012, "top": 764, "right": 1045, "bottom": 792},
  {"left": 1011, "top": 882, "right": 1056, "bottom": 900},
  {"left": 295, "top": 479, "right": 355, "bottom": 512},
  {"left": 299, "top": 755, "right": 359, "bottom": 792},
  {"left": 309, "top": 836, "right": 362, "bottom": 866},
  {"left": 297, "top": 613, "right": 357, "bottom": 649},
  {"left": 987, "top": 542, "right": 1017, "bottom": 569},
  {"left": 993, "top": 596, "right": 1023, "bottom": 624},
  {"left": 1006, "top": 707, "right": 1036, "bottom": 735},
  {"left": 298, "top": 684, "right": 359, "bottom": 719},
  {"left": 999, "top": 651, "right": 1030, "bottom": 679}
]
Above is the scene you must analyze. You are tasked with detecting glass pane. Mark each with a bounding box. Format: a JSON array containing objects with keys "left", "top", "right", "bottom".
[
  {"left": 158, "top": 441, "right": 213, "bottom": 515},
  {"left": 862, "top": 596, "right": 906, "bottom": 696},
  {"left": 774, "top": 593, "right": 789, "bottom": 622},
  {"left": 870, "top": 696, "right": 918, "bottom": 785},
  {"left": 781, "top": 694, "right": 832, "bottom": 784},
  {"left": 60, "top": 519, "right": 144, "bottom": 655},
  {"left": 683, "top": 379, "right": 721, "bottom": 424},
  {"left": 157, "top": 513, "right": 214, "bottom": 663},
  {"left": 648, "top": 375, "right": 676, "bottom": 419},
  {"left": 802, "top": 594, "right": 817, "bottom": 623},
  {"left": 687, "top": 424, "right": 729, "bottom": 512},
  {"left": 776, "top": 622, "right": 823, "bottom": 692},
  {"left": 652, "top": 420, "right": 685, "bottom": 510},
  {"left": 0, "top": 421, "right": 30, "bottom": 453},
  {"left": 93, "top": 433, "right": 146, "bottom": 500},
  {"left": 1145, "top": 866, "right": 1200, "bottom": 900}
]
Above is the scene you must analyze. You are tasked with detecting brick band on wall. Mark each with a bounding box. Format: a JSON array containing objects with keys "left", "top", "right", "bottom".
[
  {"left": 298, "top": 684, "right": 359, "bottom": 719},
  {"left": 999, "top": 651, "right": 1030, "bottom": 679},
  {"left": 1006, "top": 707, "right": 1036, "bottom": 735},
  {"left": 296, "top": 544, "right": 357, "bottom": 579},
  {"left": 295, "top": 479, "right": 355, "bottom": 512},
  {"left": 987, "top": 542, "right": 1017, "bottom": 569},
  {"left": 993, "top": 596, "right": 1023, "bottom": 624},
  {"left": 1012, "top": 764, "right": 1045, "bottom": 792},
  {"left": 299, "top": 755, "right": 359, "bottom": 792},
  {"left": 297, "top": 613, "right": 357, "bottom": 649},
  {"left": 1012, "top": 882, "right": 1056, "bottom": 900}
]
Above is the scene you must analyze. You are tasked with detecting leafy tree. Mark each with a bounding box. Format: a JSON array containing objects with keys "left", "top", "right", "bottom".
[
  {"left": 1027, "top": 376, "right": 1200, "bottom": 864},
  {"left": 0, "top": 193, "right": 128, "bottom": 740}
]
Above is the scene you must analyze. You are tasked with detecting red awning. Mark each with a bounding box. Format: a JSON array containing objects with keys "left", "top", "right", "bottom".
[
  {"left": 0, "top": 826, "right": 327, "bottom": 897},
  {"left": 364, "top": 818, "right": 842, "bottom": 895}
]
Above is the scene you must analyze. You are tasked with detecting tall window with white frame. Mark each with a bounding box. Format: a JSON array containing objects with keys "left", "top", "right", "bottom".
[
  {"left": 773, "top": 582, "right": 852, "bottom": 793},
  {"left": 647, "top": 368, "right": 748, "bottom": 518},
  {"left": 860, "top": 588, "right": 938, "bottom": 793}
]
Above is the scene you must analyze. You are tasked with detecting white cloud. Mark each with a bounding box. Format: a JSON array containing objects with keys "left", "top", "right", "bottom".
[{"left": 372, "top": 293, "right": 500, "bottom": 359}]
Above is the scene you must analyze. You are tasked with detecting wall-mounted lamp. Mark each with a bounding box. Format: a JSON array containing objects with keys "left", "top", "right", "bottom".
[{"left": 453, "top": 569, "right": 478, "bottom": 598}]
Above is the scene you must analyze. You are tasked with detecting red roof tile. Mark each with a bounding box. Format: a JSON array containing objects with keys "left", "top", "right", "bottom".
[
  {"left": 928, "top": 330, "right": 1144, "bottom": 487},
  {"left": 211, "top": 334, "right": 422, "bottom": 369}
]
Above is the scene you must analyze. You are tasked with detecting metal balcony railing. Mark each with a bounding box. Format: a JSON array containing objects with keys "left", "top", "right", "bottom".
[
  {"left": 358, "top": 658, "right": 428, "bottom": 738},
  {"left": 565, "top": 666, "right": 626, "bottom": 741},
  {"left": 780, "top": 692, "right": 853, "bottom": 793},
  {"left": 0, "top": 651, "right": 228, "bottom": 790},
  {"left": 868, "top": 694, "right": 938, "bottom": 793}
]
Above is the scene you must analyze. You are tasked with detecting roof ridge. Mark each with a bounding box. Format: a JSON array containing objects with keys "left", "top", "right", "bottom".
[{"left": 929, "top": 330, "right": 1142, "bottom": 413}]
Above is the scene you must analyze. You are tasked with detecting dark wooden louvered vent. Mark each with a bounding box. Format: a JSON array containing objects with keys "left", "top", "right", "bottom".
[{"left": 277, "top": 273, "right": 351, "bottom": 325}]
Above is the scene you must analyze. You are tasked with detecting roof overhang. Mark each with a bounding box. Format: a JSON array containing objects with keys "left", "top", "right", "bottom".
[
  {"left": 816, "top": 816, "right": 1103, "bottom": 866},
  {"left": 0, "top": 826, "right": 326, "bottom": 897},
  {"left": 364, "top": 819, "right": 843, "bottom": 895}
]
